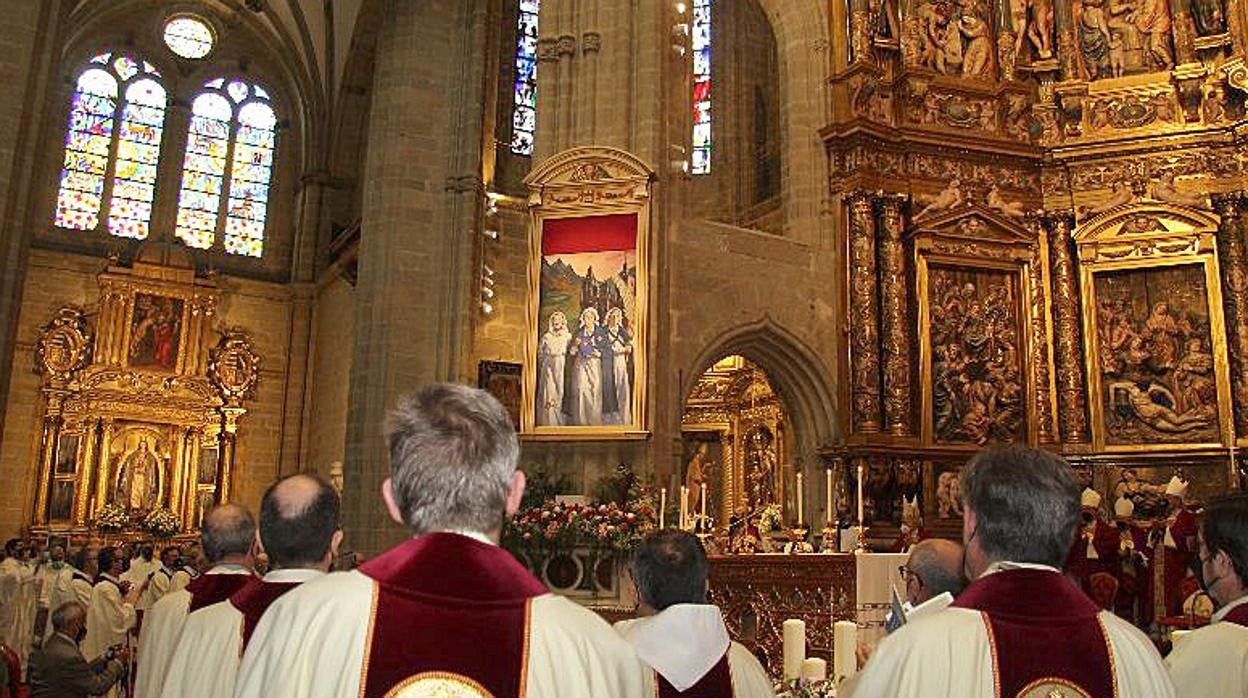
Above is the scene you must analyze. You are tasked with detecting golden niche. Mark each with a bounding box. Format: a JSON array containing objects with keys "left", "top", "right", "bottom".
[{"left": 31, "top": 244, "right": 260, "bottom": 538}]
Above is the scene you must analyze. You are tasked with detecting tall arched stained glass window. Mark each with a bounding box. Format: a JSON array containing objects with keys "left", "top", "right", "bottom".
[
  {"left": 510, "top": 0, "right": 540, "bottom": 156},
  {"left": 174, "top": 78, "right": 276, "bottom": 257},
  {"left": 54, "top": 54, "right": 166, "bottom": 236},
  {"left": 691, "top": 0, "right": 712, "bottom": 175}
]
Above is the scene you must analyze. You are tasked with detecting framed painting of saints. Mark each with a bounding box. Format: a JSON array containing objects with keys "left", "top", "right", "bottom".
[
  {"left": 680, "top": 430, "right": 727, "bottom": 527},
  {"left": 128, "top": 293, "right": 185, "bottom": 372},
  {"left": 522, "top": 211, "right": 649, "bottom": 438}
]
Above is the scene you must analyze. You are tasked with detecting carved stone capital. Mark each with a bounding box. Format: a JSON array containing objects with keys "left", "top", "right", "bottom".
[
  {"left": 537, "top": 38, "right": 560, "bottom": 62},
  {"left": 556, "top": 34, "right": 577, "bottom": 56},
  {"left": 582, "top": 32, "right": 601, "bottom": 54}
]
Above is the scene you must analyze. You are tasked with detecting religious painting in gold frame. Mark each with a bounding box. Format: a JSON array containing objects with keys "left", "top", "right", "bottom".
[
  {"left": 521, "top": 146, "right": 654, "bottom": 439},
  {"left": 1076, "top": 204, "right": 1233, "bottom": 452},
  {"left": 912, "top": 207, "right": 1043, "bottom": 449}
]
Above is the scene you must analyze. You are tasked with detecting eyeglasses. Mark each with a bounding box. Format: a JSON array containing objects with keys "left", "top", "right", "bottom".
[{"left": 898, "top": 565, "right": 924, "bottom": 587}]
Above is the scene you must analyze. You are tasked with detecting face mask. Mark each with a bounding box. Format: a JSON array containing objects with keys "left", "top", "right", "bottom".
[
  {"left": 1191, "top": 553, "right": 1224, "bottom": 597},
  {"left": 1081, "top": 511, "right": 1094, "bottom": 525},
  {"left": 74, "top": 626, "right": 87, "bottom": 644}
]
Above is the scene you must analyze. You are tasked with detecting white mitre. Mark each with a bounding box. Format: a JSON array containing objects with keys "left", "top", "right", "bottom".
[
  {"left": 1081, "top": 488, "right": 1102, "bottom": 509},
  {"left": 1164, "top": 476, "right": 1189, "bottom": 499},
  {"left": 1114, "top": 497, "right": 1134, "bottom": 520}
]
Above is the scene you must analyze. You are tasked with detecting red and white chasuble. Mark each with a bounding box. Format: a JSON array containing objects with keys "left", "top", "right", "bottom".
[
  {"left": 614, "top": 604, "right": 773, "bottom": 697},
  {"left": 234, "top": 532, "right": 651, "bottom": 698},
  {"left": 1166, "top": 594, "right": 1248, "bottom": 698},
  {"left": 161, "top": 568, "right": 322, "bottom": 698},
  {"left": 134, "top": 564, "right": 254, "bottom": 698},
  {"left": 845, "top": 563, "right": 1175, "bottom": 698}
]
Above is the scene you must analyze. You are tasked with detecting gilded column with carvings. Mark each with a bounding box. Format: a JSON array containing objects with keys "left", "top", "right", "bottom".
[
  {"left": 878, "top": 194, "right": 913, "bottom": 436},
  {"left": 1215, "top": 194, "right": 1248, "bottom": 435},
  {"left": 848, "top": 191, "right": 882, "bottom": 434},
  {"left": 1027, "top": 231, "right": 1057, "bottom": 444},
  {"left": 1048, "top": 214, "right": 1089, "bottom": 443}
]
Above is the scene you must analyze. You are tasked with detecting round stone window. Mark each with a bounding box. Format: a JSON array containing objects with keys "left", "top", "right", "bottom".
[{"left": 163, "top": 15, "right": 215, "bottom": 60}]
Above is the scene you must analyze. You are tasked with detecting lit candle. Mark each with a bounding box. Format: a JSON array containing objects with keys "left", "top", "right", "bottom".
[
  {"left": 659, "top": 488, "right": 667, "bottom": 529},
  {"left": 700, "top": 482, "right": 707, "bottom": 523},
  {"left": 801, "top": 657, "right": 828, "bottom": 682},
  {"left": 680, "top": 486, "right": 688, "bottom": 530},
  {"left": 782, "top": 618, "right": 806, "bottom": 681},
  {"left": 796, "top": 472, "right": 804, "bottom": 523},
  {"left": 833, "top": 620, "right": 858, "bottom": 682},
  {"left": 856, "top": 462, "right": 865, "bottom": 524},
  {"left": 826, "top": 468, "right": 834, "bottom": 525}
]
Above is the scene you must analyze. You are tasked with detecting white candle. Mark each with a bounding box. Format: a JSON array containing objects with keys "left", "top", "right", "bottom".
[
  {"left": 856, "top": 463, "right": 865, "bottom": 524},
  {"left": 826, "top": 468, "right": 833, "bottom": 525},
  {"left": 833, "top": 620, "right": 858, "bottom": 682},
  {"left": 801, "top": 657, "right": 828, "bottom": 682},
  {"left": 796, "top": 472, "right": 804, "bottom": 523},
  {"left": 659, "top": 488, "right": 667, "bottom": 529},
  {"left": 680, "top": 486, "right": 688, "bottom": 530},
  {"left": 700, "top": 482, "right": 707, "bottom": 523},
  {"left": 782, "top": 618, "right": 807, "bottom": 682}
]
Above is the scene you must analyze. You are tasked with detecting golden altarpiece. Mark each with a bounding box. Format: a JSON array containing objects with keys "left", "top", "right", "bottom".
[
  {"left": 817, "top": 0, "right": 1248, "bottom": 544},
  {"left": 29, "top": 244, "right": 260, "bottom": 539}
]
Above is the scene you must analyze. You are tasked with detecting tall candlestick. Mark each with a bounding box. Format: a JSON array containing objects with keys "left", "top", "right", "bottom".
[
  {"left": 796, "top": 472, "right": 804, "bottom": 523},
  {"left": 856, "top": 462, "right": 865, "bottom": 524},
  {"left": 782, "top": 618, "right": 807, "bottom": 681},
  {"left": 826, "top": 468, "right": 834, "bottom": 525},
  {"left": 700, "top": 482, "right": 707, "bottom": 524},
  {"left": 660, "top": 488, "right": 667, "bottom": 529},
  {"left": 680, "top": 486, "right": 688, "bottom": 530}
]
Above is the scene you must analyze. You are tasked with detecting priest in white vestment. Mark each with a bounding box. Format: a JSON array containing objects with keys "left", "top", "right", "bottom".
[
  {"left": 615, "top": 530, "right": 773, "bottom": 697},
  {"left": 67, "top": 549, "right": 97, "bottom": 608},
  {"left": 1166, "top": 495, "right": 1248, "bottom": 697},
  {"left": 168, "top": 544, "right": 204, "bottom": 593},
  {"left": 134, "top": 503, "right": 256, "bottom": 698},
  {"left": 83, "top": 546, "right": 145, "bottom": 661},
  {"left": 236, "top": 384, "right": 651, "bottom": 698},
  {"left": 162, "top": 475, "right": 340, "bottom": 698},
  {"left": 846, "top": 446, "right": 1175, "bottom": 698},
  {"left": 0, "top": 539, "right": 38, "bottom": 675},
  {"left": 138, "top": 546, "right": 179, "bottom": 612},
  {"left": 36, "top": 545, "right": 75, "bottom": 641},
  {"left": 121, "top": 545, "right": 155, "bottom": 590}
]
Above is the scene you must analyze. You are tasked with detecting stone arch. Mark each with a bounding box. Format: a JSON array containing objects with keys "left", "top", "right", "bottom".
[{"left": 683, "top": 317, "right": 840, "bottom": 457}]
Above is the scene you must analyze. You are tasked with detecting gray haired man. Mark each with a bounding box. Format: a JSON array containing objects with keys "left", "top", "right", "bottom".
[
  {"left": 847, "top": 446, "right": 1175, "bottom": 698},
  {"left": 236, "top": 383, "right": 649, "bottom": 697},
  {"left": 29, "top": 601, "right": 128, "bottom": 698}
]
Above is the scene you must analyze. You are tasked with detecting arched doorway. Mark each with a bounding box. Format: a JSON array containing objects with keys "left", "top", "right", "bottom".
[{"left": 680, "top": 355, "right": 792, "bottom": 528}]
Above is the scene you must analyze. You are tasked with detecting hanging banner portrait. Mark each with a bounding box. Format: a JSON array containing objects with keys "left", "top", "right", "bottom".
[
  {"left": 522, "top": 146, "right": 653, "bottom": 438},
  {"left": 1076, "top": 204, "right": 1234, "bottom": 452}
]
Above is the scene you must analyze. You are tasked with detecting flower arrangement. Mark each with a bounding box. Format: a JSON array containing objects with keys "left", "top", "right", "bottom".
[
  {"left": 758, "top": 503, "right": 783, "bottom": 533},
  {"left": 143, "top": 507, "right": 181, "bottom": 539},
  {"left": 774, "top": 679, "right": 836, "bottom": 697},
  {"left": 505, "top": 498, "right": 656, "bottom": 556},
  {"left": 93, "top": 503, "right": 130, "bottom": 533}
]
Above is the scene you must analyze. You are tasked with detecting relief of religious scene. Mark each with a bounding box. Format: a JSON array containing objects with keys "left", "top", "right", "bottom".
[
  {"left": 929, "top": 266, "right": 1026, "bottom": 444},
  {"left": 1075, "top": 0, "right": 1175, "bottom": 80},
  {"left": 1093, "top": 264, "right": 1220, "bottom": 444},
  {"left": 902, "top": 0, "right": 998, "bottom": 80}
]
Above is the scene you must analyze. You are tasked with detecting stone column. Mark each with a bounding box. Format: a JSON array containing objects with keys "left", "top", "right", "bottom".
[
  {"left": 878, "top": 194, "right": 912, "bottom": 436},
  {"left": 342, "top": 2, "right": 488, "bottom": 554},
  {"left": 1215, "top": 193, "right": 1248, "bottom": 435},
  {"left": 1048, "top": 214, "right": 1089, "bottom": 444},
  {"left": 848, "top": 191, "right": 882, "bottom": 434},
  {"left": 1027, "top": 229, "right": 1056, "bottom": 444}
]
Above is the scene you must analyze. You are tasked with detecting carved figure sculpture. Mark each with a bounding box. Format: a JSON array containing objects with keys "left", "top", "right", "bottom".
[
  {"left": 937, "top": 471, "right": 963, "bottom": 518},
  {"left": 115, "top": 438, "right": 160, "bottom": 514},
  {"left": 960, "top": 5, "right": 995, "bottom": 78},
  {"left": 1079, "top": 0, "right": 1114, "bottom": 79},
  {"left": 1189, "top": 0, "right": 1227, "bottom": 36}
]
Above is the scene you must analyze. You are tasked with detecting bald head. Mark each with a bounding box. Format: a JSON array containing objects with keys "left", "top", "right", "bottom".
[
  {"left": 259, "top": 473, "right": 341, "bottom": 570},
  {"left": 201, "top": 503, "right": 257, "bottom": 564},
  {"left": 906, "top": 539, "right": 966, "bottom": 605}
]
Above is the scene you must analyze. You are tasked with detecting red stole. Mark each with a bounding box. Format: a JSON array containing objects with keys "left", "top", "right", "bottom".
[
  {"left": 229, "top": 579, "right": 301, "bottom": 648},
  {"left": 953, "top": 568, "right": 1116, "bottom": 698},
  {"left": 357, "top": 533, "right": 548, "bottom": 698},
  {"left": 1221, "top": 603, "right": 1248, "bottom": 628},
  {"left": 656, "top": 654, "right": 733, "bottom": 697},
  {"left": 186, "top": 574, "right": 254, "bottom": 613}
]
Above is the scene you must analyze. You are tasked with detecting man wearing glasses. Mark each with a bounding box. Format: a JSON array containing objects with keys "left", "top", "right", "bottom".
[
  {"left": 1165, "top": 494, "right": 1248, "bottom": 697},
  {"left": 897, "top": 538, "right": 966, "bottom": 623}
]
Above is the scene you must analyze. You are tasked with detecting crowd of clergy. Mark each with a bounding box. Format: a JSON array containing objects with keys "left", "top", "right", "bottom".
[{"left": 0, "top": 382, "right": 1244, "bottom": 697}]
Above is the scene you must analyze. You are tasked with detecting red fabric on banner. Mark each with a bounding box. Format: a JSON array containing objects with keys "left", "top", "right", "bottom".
[{"left": 542, "top": 213, "right": 638, "bottom": 255}]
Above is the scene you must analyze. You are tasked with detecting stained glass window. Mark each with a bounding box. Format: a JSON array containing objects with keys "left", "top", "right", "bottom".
[
  {"left": 510, "top": 0, "right": 540, "bottom": 156},
  {"left": 54, "top": 54, "right": 166, "bottom": 236},
  {"left": 163, "top": 16, "right": 215, "bottom": 59},
  {"left": 691, "top": 0, "right": 712, "bottom": 175},
  {"left": 174, "top": 78, "right": 277, "bottom": 257}
]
